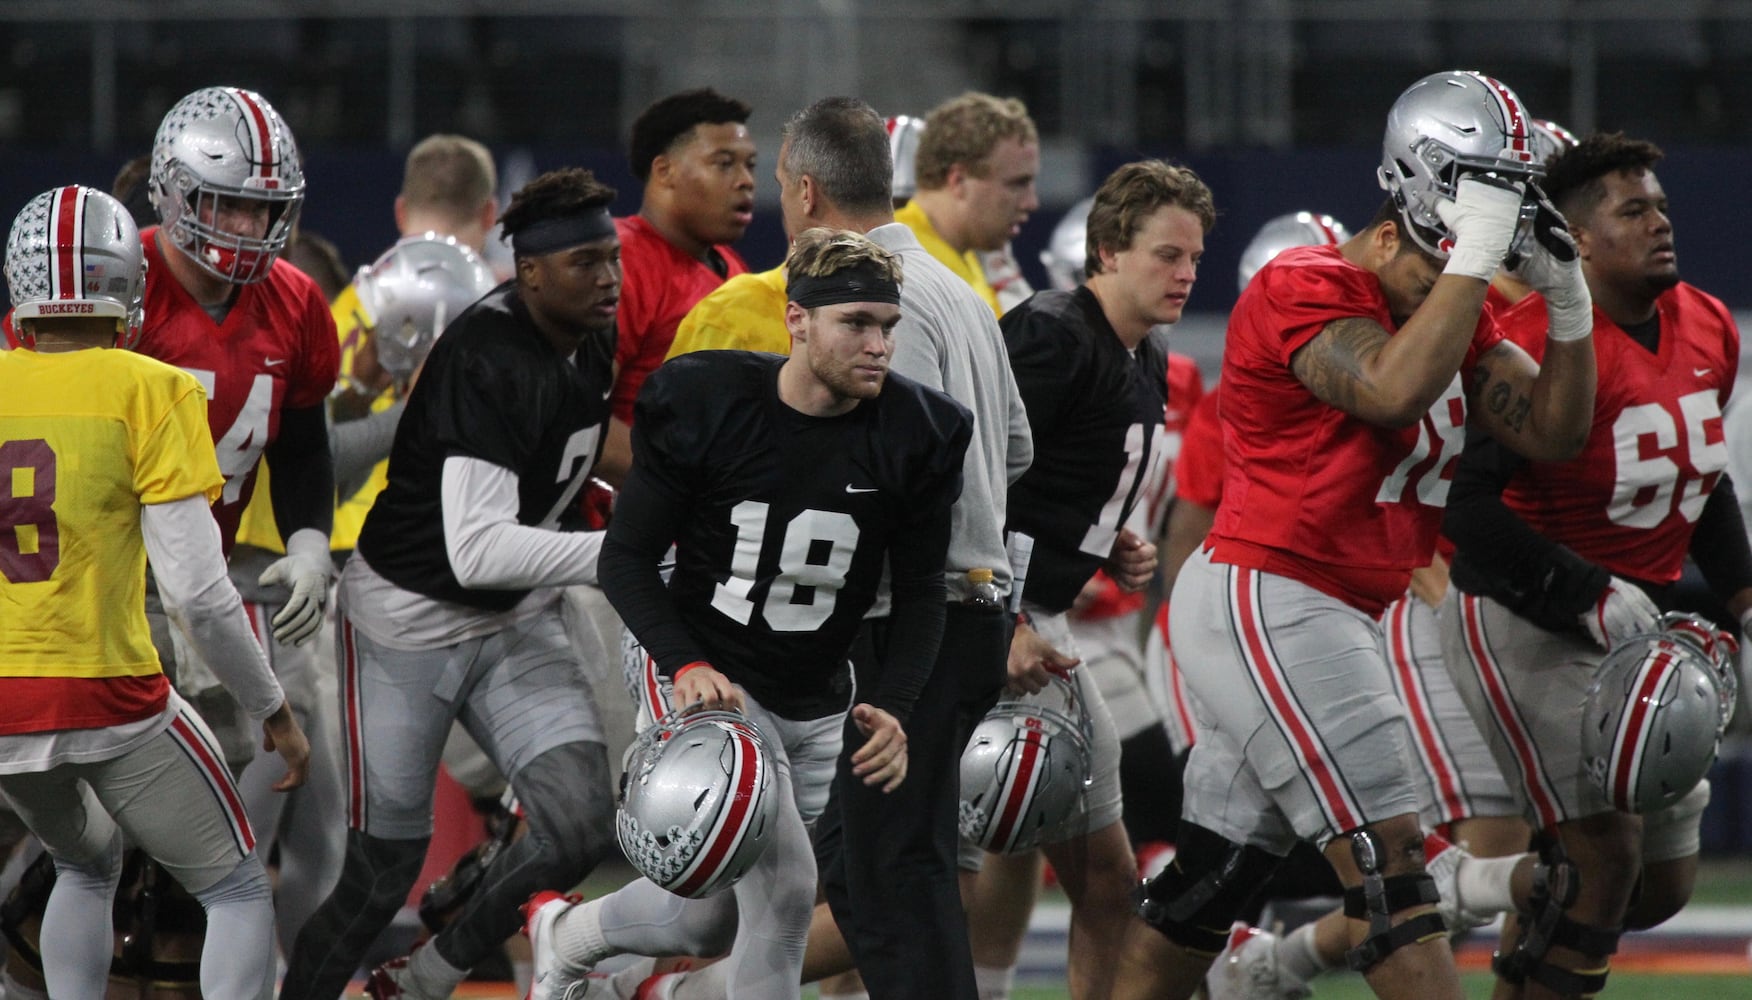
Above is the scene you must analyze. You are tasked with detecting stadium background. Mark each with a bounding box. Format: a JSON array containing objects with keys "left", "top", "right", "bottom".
[{"left": 5, "top": 3, "right": 1751, "bottom": 991}]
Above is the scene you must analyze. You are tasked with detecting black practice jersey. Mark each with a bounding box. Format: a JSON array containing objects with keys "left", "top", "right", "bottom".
[
  {"left": 602, "top": 351, "right": 971, "bottom": 720},
  {"left": 357, "top": 282, "right": 612, "bottom": 611},
  {"left": 1003, "top": 287, "right": 1170, "bottom": 613}
]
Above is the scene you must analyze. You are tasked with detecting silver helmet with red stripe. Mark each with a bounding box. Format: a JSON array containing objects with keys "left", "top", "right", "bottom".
[
  {"left": 352, "top": 234, "right": 496, "bottom": 383},
  {"left": 1237, "top": 211, "right": 1352, "bottom": 293},
  {"left": 886, "top": 114, "right": 925, "bottom": 202},
  {"left": 1377, "top": 70, "right": 1544, "bottom": 260},
  {"left": 616, "top": 708, "right": 777, "bottom": 898},
  {"left": 1580, "top": 613, "right": 1732, "bottom": 815},
  {"left": 6, "top": 185, "right": 146, "bottom": 349},
  {"left": 149, "top": 86, "right": 305, "bottom": 285},
  {"left": 959, "top": 674, "right": 1093, "bottom": 853}
]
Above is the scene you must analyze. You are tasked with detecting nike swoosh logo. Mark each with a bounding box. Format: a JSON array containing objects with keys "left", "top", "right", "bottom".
[
  {"left": 845, "top": 485, "right": 878, "bottom": 494},
  {"left": 264, "top": 358, "right": 286, "bottom": 367},
  {"left": 1694, "top": 368, "right": 1712, "bottom": 377}
]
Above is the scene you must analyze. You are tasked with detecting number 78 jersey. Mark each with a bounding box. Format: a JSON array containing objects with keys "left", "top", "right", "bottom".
[
  {"left": 1209, "top": 246, "right": 1499, "bottom": 613},
  {"left": 1497, "top": 284, "right": 1739, "bottom": 584}
]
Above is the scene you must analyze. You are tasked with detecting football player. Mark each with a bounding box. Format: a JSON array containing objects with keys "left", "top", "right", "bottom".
[
  {"left": 1111, "top": 70, "right": 1599, "bottom": 1000},
  {"left": 0, "top": 185, "right": 308, "bottom": 1000},
  {"left": 522, "top": 226, "right": 972, "bottom": 1000},
  {"left": 1441, "top": 131, "right": 1752, "bottom": 999},
  {"left": 277, "top": 168, "right": 624, "bottom": 1000}
]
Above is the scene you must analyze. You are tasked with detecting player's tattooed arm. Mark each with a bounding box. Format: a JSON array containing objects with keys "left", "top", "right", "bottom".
[
  {"left": 1289, "top": 317, "right": 1389, "bottom": 418},
  {"left": 1466, "top": 349, "right": 1533, "bottom": 435},
  {"left": 1468, "top": 339, "right": 1591, "bottom": 462}
]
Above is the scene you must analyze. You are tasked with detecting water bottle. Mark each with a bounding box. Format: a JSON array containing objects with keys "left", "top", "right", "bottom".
[{"left": 965, "top": 567, "right": 1001, "bottom": 609}]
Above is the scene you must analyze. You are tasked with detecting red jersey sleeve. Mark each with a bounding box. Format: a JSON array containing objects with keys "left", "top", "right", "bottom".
[{"left": 1176, "top": 387, "right": 1223, "bottom": 509}]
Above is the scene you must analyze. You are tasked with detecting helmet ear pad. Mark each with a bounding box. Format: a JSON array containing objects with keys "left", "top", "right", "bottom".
[{"left": 616, "top": 709, "right": 778, "bottom": 898}]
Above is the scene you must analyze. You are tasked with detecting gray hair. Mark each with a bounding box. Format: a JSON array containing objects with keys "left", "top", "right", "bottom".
[{"left": 780, "top": 97, "right": 893, "bottom": 215}]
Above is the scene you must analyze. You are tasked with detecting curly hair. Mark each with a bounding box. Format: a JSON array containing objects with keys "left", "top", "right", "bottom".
[
  {"left": 1084, "top": 160, "right": 1215, "bottom": 278},
  {"left": 629, "top": 88, "right": 753, "bottom": 184},
  {"left": 1542, "top": 132, "right": 1664, "bottom": 224},
  {"left": 786, "top": 227, "right": 903, "bottom": 285},
  {"left": 498, "top": 168, "right": 616, "bottom": 245},
  {"left": 913, "top": 92, "right": 1037, "bottom": 191}
]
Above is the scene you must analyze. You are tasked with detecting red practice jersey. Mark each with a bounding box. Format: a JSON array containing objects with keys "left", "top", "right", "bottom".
[
  {"left": 1209, "top": 245, "right": 1503, "bottom": 614},
  {"left": 1497, "top": 285, "right": 1738, "bottom": 584},
  {"left": 133, "top": 230, "right": 339, "bottom": 551},
  {"left": 610, "top": 215, "right": 749, "bottom": 425}
]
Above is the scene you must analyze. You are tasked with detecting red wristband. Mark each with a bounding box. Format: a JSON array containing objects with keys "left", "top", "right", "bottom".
[{"left": 674, "top": 661, "right": 711, "bottom": 682}]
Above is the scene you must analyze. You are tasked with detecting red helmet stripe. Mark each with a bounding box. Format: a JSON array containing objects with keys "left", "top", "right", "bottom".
[
  {"left": 1610, "top": 650, "right": 1676, "bottom": 810},
  {"left": 1468, "top": 72, "right": 1531, "bottom": 163},
  {"left": 229, "top": 88, "right": 276, "bottom": 179},
  {"left": 673, "top": 723, "right": 762, "bottom": 896},
  {"left": 1312, "top": 216, "right": 1340, "bottom": 246},
  {"left": 51, "top": 185, "right": 83, "bottom": 301},
  {"left": 988, "top": 729, "right": 1045, "bottom": 851}
]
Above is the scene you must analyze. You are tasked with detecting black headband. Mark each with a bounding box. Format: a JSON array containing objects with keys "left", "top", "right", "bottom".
[
  {"left": 786, "top": 260, "right": 901, "bottom": 309},
  {"left": 510, "top": 208, "right": 617, "bottom": 257}
]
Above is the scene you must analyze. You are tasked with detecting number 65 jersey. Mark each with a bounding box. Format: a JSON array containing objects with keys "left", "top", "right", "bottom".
[
  {"left": 1495, "top": 284, "right": 1738, "bottom": 584},
  {"left": 607, "top": 351, "right": 972, "bottom": 721},
  {"left": 1209, "top": 245, "right": 1504, "bottom": 615}
]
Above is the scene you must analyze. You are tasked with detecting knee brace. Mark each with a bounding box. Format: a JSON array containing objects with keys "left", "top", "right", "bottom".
[
  {"left": 1492, "top": 838, "right": 1621, "bottom": 997},
  {"left": 112, "top": 850, "right": 208, "bottom": 992},
  {"left": 1342, "top": 830, "right": 1447, "bottom": 972},
  {"left": 1133, "top": 824, "right": 1281, "bottom": 955}
]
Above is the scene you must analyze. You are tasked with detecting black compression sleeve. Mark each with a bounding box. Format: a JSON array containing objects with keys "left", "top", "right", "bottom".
[
  {"left": 598, "top": 466, "right": 710, "bottom": 676},
  {"left": 1689, "top": 475, "right": 1752, "bottom": 604},
  {"left": 265, "top": 402, "right": 335, "bottom": 538},
  {"left": 868, "top": 505, "right": 952, "bottom": 725},
  {"left": 1443, "top": 428, "right": 1608, "bottom": 630}
]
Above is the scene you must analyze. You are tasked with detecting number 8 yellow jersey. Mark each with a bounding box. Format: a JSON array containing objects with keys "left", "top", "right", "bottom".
[{"left": 0, "top": 347, "right": 221, "bottom": 733}]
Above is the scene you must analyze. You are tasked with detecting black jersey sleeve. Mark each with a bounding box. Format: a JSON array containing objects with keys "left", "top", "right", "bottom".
[
  {"left": 1689, "top": 474, "right": 1752, "bottom": 604},
  {"left": 1443, "top": 427, "right": 1610, "bottom": 630}
]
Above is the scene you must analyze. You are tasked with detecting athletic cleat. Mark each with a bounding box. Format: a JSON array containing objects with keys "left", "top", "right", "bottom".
[
  {"left": 524, "top": 890, "right": 586, "bottom": 1000},
  {"left": 1206, "top": 923, "right": 1312, "bottom": 1000},
  {"left": 1424, "top": 832, "right": 1492, "bottom": 934}
]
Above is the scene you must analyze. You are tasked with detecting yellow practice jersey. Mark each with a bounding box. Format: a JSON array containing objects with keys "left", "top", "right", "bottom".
[
  {"left": 895, "top": 199, "right": 1001, "bottom": 317},
  {"left": 0, "top": 348, "right": 221, "bottom": 731},
  {"left": 666, "top": 266, "right": 790, "bottom": 359},
  {"left": 235, "top": 279, "right": 393, "bottom": 554}
]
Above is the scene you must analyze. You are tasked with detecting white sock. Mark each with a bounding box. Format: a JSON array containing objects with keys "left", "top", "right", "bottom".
[
  {"left": 555, "top": 897, "right": 613, "bottom": 970},
  {"left": 975, "top": 963, "right": 1014, "bottom": 1000},
  {"left": 1276, "top": 923, "right": 1330, "bottom": 981},
  {"left": 1457, "top": 852, "right": 1523, "bottom": 916},
  {"left": 408, "top": 938, "right": 469, "bottom": 997},
  {"left": 511, "top": 957, "right": 533, "bottom": 997}
]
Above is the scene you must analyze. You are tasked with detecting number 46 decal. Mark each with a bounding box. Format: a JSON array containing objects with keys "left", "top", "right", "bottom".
[{"left": 711, "top": 500, "right": 860, "bottom": 631}]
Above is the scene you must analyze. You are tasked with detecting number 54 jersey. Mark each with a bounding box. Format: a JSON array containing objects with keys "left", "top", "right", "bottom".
[
  {"left": 1495, "top": 284, "right": 1738, "bottom": 584},
  {"left": 1210, "top": 245, "right": 1504, "bottom": 614},
  {"left": 619, "top": 351, "right": 971, "bottom": 719}
]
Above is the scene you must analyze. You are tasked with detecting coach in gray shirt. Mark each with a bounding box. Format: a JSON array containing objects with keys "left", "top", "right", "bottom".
[{"left": 772, "top": 96, "right": 1031, "bottom": 1000}]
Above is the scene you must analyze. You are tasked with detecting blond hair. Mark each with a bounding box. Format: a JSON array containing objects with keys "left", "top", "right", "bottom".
[
  {"left": 914, "top": 92, "right": 1037, "bottom": 191},
  {"left": 786, "top": 227, "right": 903, "bottom": 285},
  {"left": 401, "top": 134, "right": 497, "bottom": 222}
]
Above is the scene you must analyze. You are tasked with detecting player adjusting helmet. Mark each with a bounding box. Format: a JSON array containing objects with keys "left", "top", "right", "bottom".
[
  {"left": 5, "top": 185, "right": 147, "bottom": 350},
  {"left": 1038, "top": 197, "right": 1094, "bottom": 292},
  {"left": 1377, "top": 70, "right": 1543, "bottom": 259},
  {"left": 1237, "top": 211, "right": 1353, "bottom": 293},
  {"left": 616, "top": 709, "right": 777, "bottom": 898},
  {"left": 149, "top": 86, "right": 305, "bottom": 285},
  {"left": 960, "top": 674, "right": 1094, "bottom": 853},
  {"left": 1580, "top": 615, "right": 1730, "bottom": 815},
  {"left": 353, "top": 234, "right": 496, "bottom": 382},
  {"left": 886, "top": 115, "right": 925, "bottom": 202}
]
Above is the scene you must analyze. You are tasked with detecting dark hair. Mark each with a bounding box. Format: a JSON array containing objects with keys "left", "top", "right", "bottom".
[
  {"left": 1084, "top": 160, "right": 1215, "bottom": 277},
  {"left": 1542, "top": 131, "right": 1664, "bottom": 224},
  {"left": 779, "top": 97, "right": 893, "bottom": 215},
  {"left": 628, "top": 88, "right": 753, "bottom": 184},
  {"left": 499, "top": 168, "right": 617, "bottom": 244},
  {"left": 285, "top": 230, "right": 349, "bottom": 302},
  {"left": 110, "top": 153, "right": 156, "bottom": 229}
]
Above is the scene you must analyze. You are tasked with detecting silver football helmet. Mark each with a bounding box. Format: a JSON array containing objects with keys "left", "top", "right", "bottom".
[
  {"left": 149, "top": 86, "right": 305, "bottom": 285},
  {"left": 1237, "top": 212, "right": 1353, "bottom": 293},
  {"left": 1038, "top": 197, "right": 1094, "bottom": 292},
  {"left": 353, "top": 234, "right": 496, "bottom": 382},
  {"left": 1530, "top": 118, "right": 1580, "bottom": 166},
  {"left": 960, "top": 673, "right": 1094, "bottom": 853},
  {"left": 5, "top": 185, "right": 147, "bottom": 350},
  {"left": 1581, "top": 615, "right": 1729, "bottom": 815},
  {"left": 886, "top": 115, "right": 925, "bottom": 201},
  {"left": 1377, "top": 70, "right": 1544, "bottom": 259},
  {"left": 617, "top": 709, "right": 776, "bottom": 898}
]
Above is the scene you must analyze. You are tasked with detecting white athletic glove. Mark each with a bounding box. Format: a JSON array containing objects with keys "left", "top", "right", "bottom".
[
  {"left": 1579, "top": 576, "right": 1661, "bottom": 651},
  {"left": 258, "top": 528, "right": 333, "bottom": 646},
  {"left": 1508, "top": 188, "right": 1593, "bottom": 342},
  {"left": 1434, "top": 174, "right": 1527, "bottom": 282}
]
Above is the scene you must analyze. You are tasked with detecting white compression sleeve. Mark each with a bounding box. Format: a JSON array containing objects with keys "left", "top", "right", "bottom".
[{"left": 441, "top": 455, "right": 604, "bottom": 590}]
